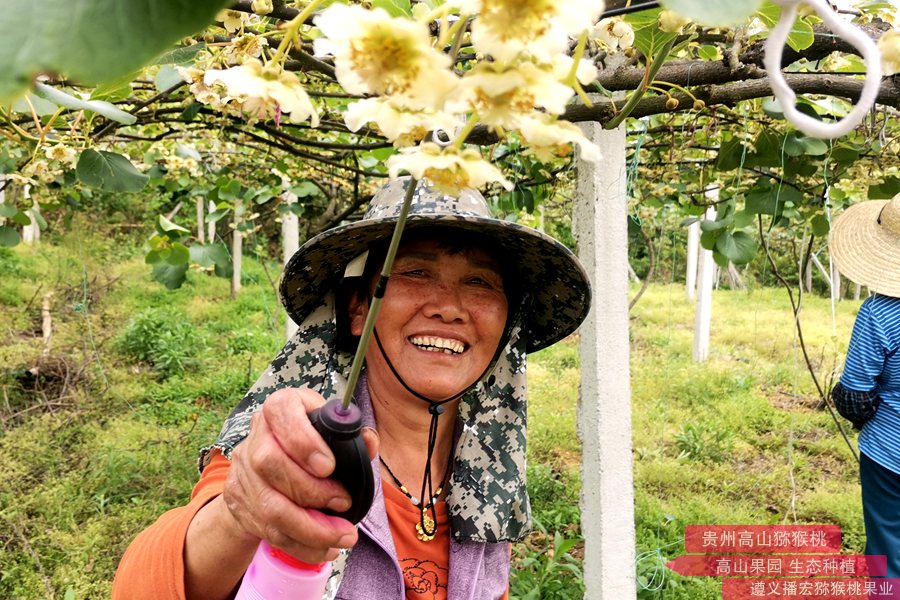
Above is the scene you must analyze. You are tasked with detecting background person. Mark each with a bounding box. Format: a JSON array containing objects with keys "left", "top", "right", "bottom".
[
  {"left": 112, "top": 177, "right": 591, "bottom": 599},
  {"left": 829, "top": 193, "right": 900, "bottom": 578}
]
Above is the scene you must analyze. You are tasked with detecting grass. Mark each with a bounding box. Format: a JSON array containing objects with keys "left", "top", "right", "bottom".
[{"left": 0, "top": 237, "right": 867, "bottom": 599}]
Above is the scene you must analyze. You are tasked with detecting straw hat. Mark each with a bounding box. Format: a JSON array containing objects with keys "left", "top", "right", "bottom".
[
  {"left": 829, "top": 194, "right": 900, "bottom": 297},
  {"left": 280, "top": 178, "right": 592, "bottom": 352}
]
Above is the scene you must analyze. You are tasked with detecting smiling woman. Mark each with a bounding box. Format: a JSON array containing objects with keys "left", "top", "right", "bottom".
[{"left": 112, "top": 178, "right": 591, "bottom": 600}]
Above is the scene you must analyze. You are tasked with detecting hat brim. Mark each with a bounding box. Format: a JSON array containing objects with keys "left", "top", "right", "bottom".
[
  {"left": 280, "top": 214, "right": 591, "bottom": 352},
  {"left": 829, "top": 200, "right": 900, "bottom": 297}
]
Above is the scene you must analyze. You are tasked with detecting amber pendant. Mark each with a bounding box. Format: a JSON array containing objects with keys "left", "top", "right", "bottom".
[{"left": 416, "top": 512, "right": 436, "bottom": 542}]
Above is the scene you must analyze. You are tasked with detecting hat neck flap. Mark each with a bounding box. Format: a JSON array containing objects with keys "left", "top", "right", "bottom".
[{"left": 201, "top": 293, "right": 532, "bottom": 543}]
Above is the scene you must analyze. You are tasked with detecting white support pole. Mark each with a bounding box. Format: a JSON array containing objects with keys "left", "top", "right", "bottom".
[
  {"left": 282, "top": 191, "right": 300, "bottom": 340},
  {"left": 196, "top": 196, "right": 206, "bottom": 244},
  {"left": 0, "top": 176, "right": 7, "bottom": 227},
  {"left": 810, "top": 254, "right": 832, "bottom": 288},
  {"left": 207, "top": 200, "right": 217, "bottom": 243},
  {"left": 574, "top": 121, "right": 636, "bottom": 600},
  {"left": 686, "top": 219, "right": 700, "bottom": 300},
  {"left": 693, "top": 199, "right": 717, "bottom": 363},
  {"left": 22, "top": 185, "right": 39, "bottom": 244},
  {"left": 231, "top": 199, "right": 244, "bottom": 299}
]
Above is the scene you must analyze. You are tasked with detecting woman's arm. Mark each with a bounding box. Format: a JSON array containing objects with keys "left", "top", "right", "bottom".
[{"left": 114, "top": 388, "right": 372, "bottom": 600}]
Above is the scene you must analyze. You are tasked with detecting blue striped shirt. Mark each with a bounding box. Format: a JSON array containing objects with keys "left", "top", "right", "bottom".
[{"left": 840, "top": 294, "right": 900, "bottom": 474}]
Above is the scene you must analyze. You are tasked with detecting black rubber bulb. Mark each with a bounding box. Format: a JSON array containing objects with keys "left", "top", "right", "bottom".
[{"left": 308, "top": 398, "right": 375, "bottom": 524}]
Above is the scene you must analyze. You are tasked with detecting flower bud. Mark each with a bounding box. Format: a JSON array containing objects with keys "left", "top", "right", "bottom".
[
  {"left": 693, "top": 99, "right": 705, "bottom": 111},
  {"left": 666, "top": 97, "right": 679, "bottom": 110},
  {"left": 251, "top": 0, "right": 273, "bottom": 15},
  {"left": 879, "top": 30, "right": 900, "bottom": 76},
  {"left": 658, "top": 10, "right": 691, "bottom": 34}
]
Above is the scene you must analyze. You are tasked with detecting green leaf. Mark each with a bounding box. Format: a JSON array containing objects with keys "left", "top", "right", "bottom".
[
  {"left": 32, "top": 210, "right": 47, "bottom": 230},
  {"left": 155, "top": 65, "right": 184, "bottom": 93},
  {"left": 76, "top": 150, "right": 149, "bottom": 192},
  {"left": 0, "top": 225, "right": 20, "bottom": 247},
  {"left": 810, "top": 214, "right": 830, "bottom": 237},
  {"left": 217, "top": 179, "right": 242, "bottom": 201},
  {"left": 697, "top": 45, "right": 720, "bottom": 60},
  {"left": 661, "top": 0, "right": 762, "bottom": 26},
  {"left": 181, "top": 101, "right": 203, "bottom": 122},
  {"left": 34, "top": 83, "right": 137, "bottom": 125},
  {"left": 868, "top": 177, "right": 900, "bottom": 200},
  {"left": 715, "top": 137, "right": 746, "bottom": 171},
  {"left": 700, "top": 228, "right": 720, "bottom": 250},
  {"left": 733, "top": 209, "right": 756, "bottom": 229},
  {"left": 746, "top": 184, "right": 803, "bottom": 216},
  {"left": 829, "top": 145, "right": 860, "bottom": 165},
  {"left": 158, "top": 215, "right": 190, "bottom": 235},
  {"left": 91, "top": 71, "right": 138, "bottom": 102},
  {"left": 757, "top": 2, "right": 815, "bottom": 51},
  {"left": 10, "top": 93, "right": 60, "bottom": 116},
  {"left": 190, "top": 243, "right": 230, "bottom": 268},
  {"left": 627, "top": 10, "right": 678, "bottom": 64},
  {"left": 11, "top": 211, "right": 32, "bottom": 227},
  {"left": 0, "top": 204, "right": 17, "bottom": 218},
  {"left": 700, "top": 217, "right": 728, "bottom": 232},
  {"left": 64, "top": 588, "right": 76, "bottom": 600},
  {"left": 801, "top": 137, "right": 829, "bottom": 156},
  {"left": 166, "top": 242, "right": 190, "bottom": 265},
  {"left": 745, "top": 131, "right": 784, "bottom": 168},
  {"left": 214, "top": 260, "right": 233, "bottom": 279},
  {"left": 782, "top": 133, "right": 806, "bottom": 157},
  {"left": 0, "top": 0, "right": 227, "bottom": 104},
  {"left": 207, "top": 208, "right": 231, "bottom": 223},
  {"left": 152, "top": 262, "right": 189, "bottom": 290},
  {"left": 371, "top": 0, "right": 412, "bottom": 17},
  {"left": 712, "top": 248, "right": 731, "bottom": 268},
  {"left": 291, "top": 181, "right": 322, "bottom": 198},
  {"left": 715, "top": 230, "right": 758, "bottom": 265},
  {"left": 152, "top": 43, "right": 207, "bottom": 66}
]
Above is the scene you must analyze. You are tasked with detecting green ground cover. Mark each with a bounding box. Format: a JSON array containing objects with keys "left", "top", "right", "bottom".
[{"left": 0, "top": 235, "right": 864, "bottom": 599}]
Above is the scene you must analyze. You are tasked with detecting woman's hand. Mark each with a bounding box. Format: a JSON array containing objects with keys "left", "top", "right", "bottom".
[
  {"left": 224, "top": 387, "right": 378, "bottom": 563},
  {"left": 184, "top": 388, "right": 377, "bottom": 600}
]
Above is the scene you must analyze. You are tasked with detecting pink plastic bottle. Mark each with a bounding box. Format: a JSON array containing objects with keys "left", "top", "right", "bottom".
[{"left": 234, "top": 540, "right": 331, "bottom": 600}]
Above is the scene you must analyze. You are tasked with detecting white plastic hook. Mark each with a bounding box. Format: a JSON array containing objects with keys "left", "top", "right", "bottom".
[{"left": 763, "top": 0, "right": 882, "bottom": 139}]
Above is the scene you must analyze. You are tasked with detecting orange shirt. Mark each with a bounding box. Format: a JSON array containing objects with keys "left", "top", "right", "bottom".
[
  {"left": 114, "top": 451, "right": 508, "bottom": 599},
  {"left": 383, "top": 481, "right": 450, "bottom": 600}
]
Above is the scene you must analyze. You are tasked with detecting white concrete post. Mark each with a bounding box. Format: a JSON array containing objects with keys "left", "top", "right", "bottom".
[
  {"left": 574, "top": 122, "right": 636, "bottom": 600},
  {"left": 196, "top": 196, "right": 206, "bottom": 244},
  {"left": 22, "top": 185, "right": 39, "bottom": 244},
  {"left": 231, "top": 199, "right": 244, "bottom": 299},
  {"left": 207, "top": 200, "right": 217, "bottom": 243},
  {"left": 0, "top": 176, "right": 7, "bottom": 227},
  {"left": 693, "top": 200, "right": 717, "bottom": 362},
  {"left": 282, "top": 191, "right": 300, "bottom": 340},
  {"left": 686, "top": 220, "right": 700, "bottom": 300}
]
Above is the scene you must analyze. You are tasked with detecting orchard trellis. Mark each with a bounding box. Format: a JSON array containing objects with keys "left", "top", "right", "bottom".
[{"left": 1, "top": 0, "right": 899, "bottom": 598}]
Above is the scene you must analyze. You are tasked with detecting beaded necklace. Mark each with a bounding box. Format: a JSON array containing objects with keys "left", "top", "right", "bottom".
[{"left": 379, "top": 455, "right": 448, "bottom": 542}]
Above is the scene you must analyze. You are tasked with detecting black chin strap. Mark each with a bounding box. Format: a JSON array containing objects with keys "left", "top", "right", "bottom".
[
  {"left": 373, "top": 328, "right": 458, "bottom": 537},
  {"left": 367, "top": 291, "right": 526, "bottom": 538}
]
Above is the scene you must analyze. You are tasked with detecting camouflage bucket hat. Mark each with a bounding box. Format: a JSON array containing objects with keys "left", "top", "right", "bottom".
[{"left": 280, "top": 177, "right": 591, "bottom": 351}]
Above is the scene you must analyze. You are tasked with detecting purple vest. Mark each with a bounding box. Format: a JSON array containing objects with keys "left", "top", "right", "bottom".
[{"left": 334, "top": 383, "right": 510, "bottom": 599}]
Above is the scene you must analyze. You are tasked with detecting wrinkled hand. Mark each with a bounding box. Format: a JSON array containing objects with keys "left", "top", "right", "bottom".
[{"left": 223, "top": 388, "right": 378, "bottom": 563}]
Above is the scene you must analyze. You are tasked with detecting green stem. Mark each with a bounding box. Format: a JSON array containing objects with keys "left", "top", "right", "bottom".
[
  {"left": 342, "top": 178, "right": 419, "bottom": 408},
  {"left": 271, "top": 0, "right": 326, "bottom": 65},
  {"left": 566, "top": 32, "right": 593, "bottom": 108},
  {"left": 604, "top": 36, "right": 676, "bottom": 129},
  {"left": 650, "top": 80, "right": 699, "bottom": 102},
  {"left": 445, "top": 15, "right": 470, "bottom": 64},
  {"left": 450, "top": 115, "right": 479, "bottom": 149}
]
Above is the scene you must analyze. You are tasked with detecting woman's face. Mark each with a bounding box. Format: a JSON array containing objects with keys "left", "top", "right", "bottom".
[{"left": 350, "top": 237, "right": 509, "bottom": 400}]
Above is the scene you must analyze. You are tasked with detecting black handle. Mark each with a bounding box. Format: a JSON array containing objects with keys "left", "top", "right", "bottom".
[{"left": 308, "top": 398, "right": 375, "bottom": 524}]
